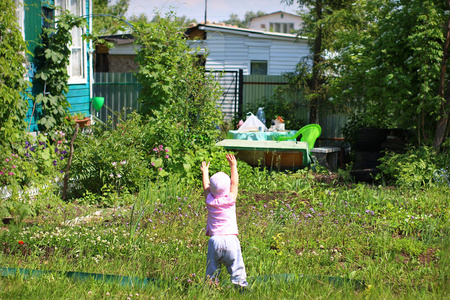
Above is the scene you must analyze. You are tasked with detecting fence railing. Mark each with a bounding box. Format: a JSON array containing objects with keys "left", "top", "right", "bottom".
[
  {"left": 92, "top": 73, "right": 141, "bottom": 125},
  {"left": 92, "top": 72, "right": 348, "bottom": 142}
]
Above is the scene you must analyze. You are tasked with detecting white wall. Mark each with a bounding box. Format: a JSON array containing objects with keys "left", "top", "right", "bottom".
[
  {"left": 249, "top": 12, "right": 303, "bottom": 33},
  {"left": 199, "top": 29, "right": 309, "bottom": 75}
]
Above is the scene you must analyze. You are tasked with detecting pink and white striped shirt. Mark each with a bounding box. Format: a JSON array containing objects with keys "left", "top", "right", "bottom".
[{"left": 205, "top": 193, "right": 238, "bottom": 236}]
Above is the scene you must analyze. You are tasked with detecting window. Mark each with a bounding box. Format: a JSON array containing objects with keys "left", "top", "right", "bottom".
[
  {"left": 269, "top": 22, "right": 294, "bottom": 34},
  {"left": 55, "top": 0, "right": 87, "bottom": 83},
  {"left": 251, "top": 61, "right": 267, "bottom": 75},
  {"left": 14, "top": 0, "right": 24, "bottom": 38}
]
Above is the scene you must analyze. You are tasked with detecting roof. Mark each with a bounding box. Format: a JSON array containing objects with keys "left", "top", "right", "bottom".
[
  {"left": 249, "top": 11, "right": 302, "bottom": 21},
  {"left": 188, "top": 23, "right": 307, "bottom": 40},
  {"left": 98, "top": 33, "right": 135, "bottom": 45}
]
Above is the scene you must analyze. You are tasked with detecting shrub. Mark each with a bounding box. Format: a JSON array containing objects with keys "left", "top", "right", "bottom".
[
  {"left": 0, "top": 131, "right": 68, "bottom": 188},
  {"left": 69, "top": 113, "right": 152, "bottom": 197},
  {"left": 133, "top": 13, "right": 223, "bottom": 154},
  {"left": 377, "top": 146, "right": 450, "bottom": 188}
]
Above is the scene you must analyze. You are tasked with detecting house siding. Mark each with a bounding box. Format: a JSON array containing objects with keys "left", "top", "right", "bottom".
[
  {"left": 201, "top": 29, "right": 308, "bottom": 75},
  {"left": 23, "top": 0, "right": 91, "bottom": 131}
]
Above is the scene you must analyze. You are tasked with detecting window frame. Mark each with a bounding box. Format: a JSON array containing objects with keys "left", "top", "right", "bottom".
[
  {"left": 250, "top": 60, "right": 268, "bottom": 75},
  {"left": 55, "top": 0, "right": 87, "bottom": 85}
]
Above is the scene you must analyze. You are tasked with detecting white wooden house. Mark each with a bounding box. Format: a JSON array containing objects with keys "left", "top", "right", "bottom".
[
  {"left": 186, "top": 23, "right": 309, "bottom": 75},
  {"left": 248, "top": 11, "right": 304, "bottom": 34},
  {"left": 96, "top": 23, "right": 310, "bottom": 120}
]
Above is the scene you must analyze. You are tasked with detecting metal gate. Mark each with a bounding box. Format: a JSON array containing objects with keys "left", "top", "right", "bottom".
[{"left": 206, "top": 70, "right": 243, "bottom": 121}]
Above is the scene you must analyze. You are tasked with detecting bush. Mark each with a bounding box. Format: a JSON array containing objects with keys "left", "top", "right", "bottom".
[
  {"left": 69, "top": 113, "right": 152, "bottom": 197},
  {"left": 0, "top": 131, "right": 68, "bottom": 188},
  {"left": 377, "top": 146, "right": 450, "bottom": 189},
  {"left": 133, "top": 13, "right": 223, "bottom": 153}
]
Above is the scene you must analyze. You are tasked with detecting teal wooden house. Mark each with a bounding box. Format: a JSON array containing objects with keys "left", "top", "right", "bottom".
[{"left": 15, "top": 0, "right": 93, "bottom": 131}]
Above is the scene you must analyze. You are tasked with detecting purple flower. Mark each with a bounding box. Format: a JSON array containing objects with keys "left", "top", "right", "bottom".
[
  {"left": 310, "top": 208, "right": 315, "bottom": 213},
  {"left": 25, "top": 153, "right": 30, "bottom": 157},
  {"left": 60, "top": 156, "right": 65, "bottom": 160},
  {"left": 30, "top": 147, "right": 35, "bottom": 152},
  {"left": 365, "top": 210, "right": 375, "bottom": 216},
  {"left": 53, "top": 160, "right": 57, "bottom": 166}
]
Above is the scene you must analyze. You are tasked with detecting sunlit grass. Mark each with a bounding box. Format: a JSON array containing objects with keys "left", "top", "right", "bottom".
[{"left": 1, "top": 170, "right": 449, "bottom": 299}]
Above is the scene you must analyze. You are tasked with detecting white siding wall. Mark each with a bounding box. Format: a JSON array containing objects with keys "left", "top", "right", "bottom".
[
  {"left": 249, "top": 13, "right": 303, "bottom": 33},
  {"left": 202, "top": 30, "right": 309, "bottom": 75}
]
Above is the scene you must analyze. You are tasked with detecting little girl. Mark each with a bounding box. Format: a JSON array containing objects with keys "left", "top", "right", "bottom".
[{"left": 200, "top": 154, "right": 248, "bottom": 287}]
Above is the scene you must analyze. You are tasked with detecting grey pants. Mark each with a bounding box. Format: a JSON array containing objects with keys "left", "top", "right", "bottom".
[{"left": 206, "top": 235, "right": 248, "bottom": 287}]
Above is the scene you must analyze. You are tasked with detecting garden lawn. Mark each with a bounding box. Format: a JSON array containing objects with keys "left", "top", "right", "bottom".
[{"left": 1, "top": 172, "right": 449, "bottom": 299}]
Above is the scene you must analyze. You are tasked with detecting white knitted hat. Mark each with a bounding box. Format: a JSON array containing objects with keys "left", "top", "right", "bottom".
[{"left": 210, "top": 172, "right": 231, "bottom": 197}]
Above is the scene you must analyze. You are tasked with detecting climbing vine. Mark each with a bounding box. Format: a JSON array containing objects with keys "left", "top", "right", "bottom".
[
  {"left": 34, "top": 10, "right": 87, "bottom": 132},
  {"left": 0, "top": 0, "right": 30, "bottom": 147}
]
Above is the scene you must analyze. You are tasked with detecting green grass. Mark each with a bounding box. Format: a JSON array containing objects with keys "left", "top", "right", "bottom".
[{"left": 1, "top": 171, "right": 449, "bottom": 299}]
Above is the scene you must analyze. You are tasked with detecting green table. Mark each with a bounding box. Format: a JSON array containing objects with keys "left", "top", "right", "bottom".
[
  {"left": 216, "top": 139, "right": 311, "bottom": 170},
  {"left": 227, "top": 130, "right": 297, "bottom": 141}
]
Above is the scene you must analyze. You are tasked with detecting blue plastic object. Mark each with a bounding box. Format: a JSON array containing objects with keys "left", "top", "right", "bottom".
[{"left": 256, "top": 107, "right": 266, "bottom": 125}]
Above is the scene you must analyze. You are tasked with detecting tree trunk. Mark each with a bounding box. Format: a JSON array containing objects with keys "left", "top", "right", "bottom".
[
  {"left": 433, "top": 1, "right": 450, "bottom": 149},
  {"left": 309, "top": 0, "right": 322, "bottom": 124}
]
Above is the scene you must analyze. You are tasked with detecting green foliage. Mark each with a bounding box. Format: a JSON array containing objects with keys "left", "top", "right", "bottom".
[
  {"left": 69, "top": 113, "right": 152, "bottom": 197},
  {"left": 221, "top": 11, "right": 266, "bottom": 28},
  {"left": 93, "top": 0, "right": 129, "bottom": 35},
  {"left": 330, "top": 0, "right": 448, "bottom": 144},
  {"left": 0, "top": 0, "right": 31, "bottom": 147},
  {"left": 377, "top": 146, "right": 450, "bottom": 188},
  {"left": 133, "top": 13, "right": 224, "bottom": 176},
  {"left": 0, "top": 131, "right": 69, "bottom": 188},
  {"left": 34, "top": 10, "right": 87, "bottom": 132}
]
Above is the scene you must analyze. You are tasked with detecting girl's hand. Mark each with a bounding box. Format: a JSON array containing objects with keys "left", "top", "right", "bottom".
[
  {"left": 201, "top": 161, "right": 210, "bottom": 173},
  {"left": 226, "top": 154, "right": 237, "bottom": 167}
]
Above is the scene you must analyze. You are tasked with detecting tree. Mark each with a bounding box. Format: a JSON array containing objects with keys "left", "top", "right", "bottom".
[
  {"left": 146, "top": 14, "right": 197, "bottom": 27},
  {"left": 282, "top": 0, "right": 360, "bottom": 124},
  {"left": 133, "top": 14, "right": 223, "bottom": 156},
  {"left": 221, "top": 11, "right": 266, "bottom": 28},
  {"left": 433, "top": 0, "right": 450, "bottom": 148},
  {"left": 330, "top": 0, "right": 449, "bottom": 147},
  {"left": 93, "top": 0, "right": 129, "bottom": 35}
]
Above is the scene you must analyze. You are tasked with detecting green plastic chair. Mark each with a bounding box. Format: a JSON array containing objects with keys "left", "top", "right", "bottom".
[{"left": 277, "top": 124, "right": 322, "bottom": 150}]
